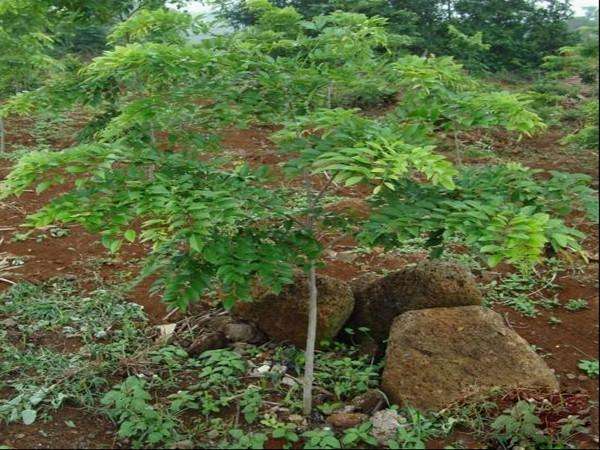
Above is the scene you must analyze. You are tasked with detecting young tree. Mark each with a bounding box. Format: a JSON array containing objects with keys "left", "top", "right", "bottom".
[
  {"left": 1, "top": 2, "right": 595, "bottom": 416},
  {"left": 0, "top": 0, "right": 57, "bottom": 153}
]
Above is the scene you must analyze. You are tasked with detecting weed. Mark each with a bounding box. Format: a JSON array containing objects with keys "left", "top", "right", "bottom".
[
  {"left": 167, "top": 390, "right": 200, "bottom": 414},
  {"left": 0, "top": 280, "right": 150, "bottom": 424},
  {"left": 552, "top": 415, "right": 589, "bottom": 447},
  {"left": 490, "top": 400, "right": 544, "bottom": 448},
  {"left": 101, "top": 376, "right": 178, "bottom": 448},
  {"left": 577, "top": 359, "right": 599, "bottom": 378},
  {"left": 388, "top": 408, "right": 444, "bottom": 449},
  {"left": 222, "top": 429, "right": 267, "bottom": 449},
  {"left": 313, "top": 346, "right": 381, "bottom": 400},
  {"left": 271, "top": 422, "right": 300, "bottom": 447},
  {"left": 302, "top": 428, "right": 341, "bottom": 449},
  {"left": 341, "top": 421, "right": 378, "bottom": 447},
  {"left": 564, "top": 298, "right": 589, "bottom": 311},
  {"left": 239, "top": 386, "right": 263, "bottom": 424},
  {"left": 548, "top": 316, "right": 562, "bottom": 326},
  {"left": 485, "top": 269, "right": 560, "bottom": 317}
]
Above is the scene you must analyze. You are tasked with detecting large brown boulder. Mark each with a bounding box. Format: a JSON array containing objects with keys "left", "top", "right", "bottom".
[
  {"left": 382, "top": 306, "right": 559, "bottom": 411},
  {"left": 349, "top": 260, "right": 482, "bottom": 343},
  {"left": 233, "top": 273, "right": 354, "bottom": 348}
]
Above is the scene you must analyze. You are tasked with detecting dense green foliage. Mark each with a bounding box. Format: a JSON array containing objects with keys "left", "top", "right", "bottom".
[
  {"left": 1, "top": 3, "right": 595, "bottom": 311},
  {"left": 210, "top": 0, "right": 576, "bottom": 71},
  {"left": 543, "top": 11, "right": 599, "bottom": 150},
  {"left": 0, "top": 0, "right": 180, "bottom": 94}
]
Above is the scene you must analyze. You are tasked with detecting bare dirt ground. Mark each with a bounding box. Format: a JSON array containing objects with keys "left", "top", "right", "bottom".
[{"left": 0, "top": 114, "right": 598, "bottom": 448}]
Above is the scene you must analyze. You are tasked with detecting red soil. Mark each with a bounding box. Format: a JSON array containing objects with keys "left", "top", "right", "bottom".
[{"left": 0, "top": 115, "right": 598, "bottom": 448}]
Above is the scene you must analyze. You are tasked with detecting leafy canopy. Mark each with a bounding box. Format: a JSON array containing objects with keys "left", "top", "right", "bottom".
[{"left": 1, "top": 2, "right": 595, "bottom": 310}]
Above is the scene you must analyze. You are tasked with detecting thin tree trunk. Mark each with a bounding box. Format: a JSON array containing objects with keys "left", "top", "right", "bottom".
[
  {"left": 303, "top": 261, "right": 318, "bottom": 416},
  {"left": 453, "top": 130, "right": 462, "bottom": 167},
  {"left": 302, "top": 171, "right": 318, "bottom": 416},
  {"left": 0, "top": 117, "right": 5, "bottom": 153}
]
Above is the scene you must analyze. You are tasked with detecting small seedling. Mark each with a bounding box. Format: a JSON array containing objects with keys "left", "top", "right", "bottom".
[
  {"left": 302, "top": 429, "right": 341, "bottom": 449},
  {"left": 577, "top": 359, "right": 599, "bottom": 378},
  {"left": 342, "top": 422, "right": 378, "bottom": 447},
  {"left": 564, "top": 299, "right": 588, "bottom": 311},
  {"left": 548, "top": 316, "right": 562, "bottom": 326}
]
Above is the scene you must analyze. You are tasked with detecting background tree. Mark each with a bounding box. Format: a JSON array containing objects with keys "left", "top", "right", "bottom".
[{"left": 208, "top": 0, "right": 576, "bottom": 72}]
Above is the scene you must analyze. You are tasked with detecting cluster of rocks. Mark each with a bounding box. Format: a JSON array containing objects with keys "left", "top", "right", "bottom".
[{"left": 229, "top": 260, "right": 559, "bottom": 411}]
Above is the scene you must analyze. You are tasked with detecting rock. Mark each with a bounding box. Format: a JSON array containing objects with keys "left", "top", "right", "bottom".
[
  {"left": 156, "top": 323, "right": 177, "bottom": 342},
  {"left": 0, "top": 318, "right": 17, "bottom": 327},
  {"left": 281, "top": 376, "right": 299, "bottom": 388},
  {"left": 224, "top": 322, "right": 260, "bottom": 343},
  {"left": 233, "top": 273, "right": 354, "bottom": 348},
  {"left": 349, "top": 272, "right": 381, "bottom": 297},
  {"left": 351, "top": 334, "right": 381, "bottom": 359},
  {"left": 288, "top": 414, "right": 307, "bottom": 426},
  {"left": 339, "top": 404, "right": 358, "bottom": 414},
  {"left": 231, "top": 342, "right": 254, "bottom": 355},
  {"left": 206, "top": 430, "right": 220, "bottom": 440},
  {"left": 351, "top": 389, "right": 386, "bottom": 414},
  {"left": 349, "top": 260, "right": 483, "bottom": 342},
  {"left": 336, "top": 251, "right": 358, "bottom": 263},
  {"left": 326, "top": 412, "right": 368, "bottom": 429},
  {"left": 186, "top": 331, "right": 226, "bottom": 356},
  {"left": 371, "top": 409, "right": 401, "bottom": 446},
  {"left": 271, "top": 364, "right": 287, "bottom": 375},
  {"left": 252, "top": 364, "right": 271, "bottom": 376},
  {"left": 382, "top": 306, "right": 559, "bottom": 411}
]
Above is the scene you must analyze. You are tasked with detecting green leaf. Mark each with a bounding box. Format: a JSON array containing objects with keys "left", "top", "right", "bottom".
[
  {"left": 189, "top": 234, "right": 203, "bottom": 252},
  {"left": 124, "top": 229, "right": 136, "bottom": 242},
  {"left": 109, "top": 239, "right": 122, "bottom": 253},
  {"left": 21, "top": 409, "right": 37, "bottom": 425},
  {"left": 344, "top": 176, "right": 364, "bottom": 187}
]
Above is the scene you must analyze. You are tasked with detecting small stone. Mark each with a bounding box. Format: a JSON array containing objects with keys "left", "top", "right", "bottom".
[
  {"left": 207, "top": 430, "right": 221, "bottom": 440},
  {"left": 231, "top": 342, "right": 253, "bottom": 355},
  {"left": 16, "top": 434, "right": 26, "bottom": 439},
  {"left": 224, "top": 322, "right": 258, "bottom": 343},
  {"left": 186, "top": 331, "right": 226, "bottom": 356},
  {"left": 326, "top": 412, "right": 368, "bottom": 429},
  {"left": 371, "top": 409, "right": 401, "bottom": 446},
  {"left": 0, "top": 318, "right": 17, "bottom": 327},
  {"left": 156, "top": 323, "right": 177, "bottom": 342},
  {"left": 351, "top": 389, "right": 386, "bottom": 413},
  {"left": 339, "top": 405, "right": 358, "bottom": 414},
  {"left": 257, "top": 364, "right": 271, "bottom": 373},
  {"left": 251, "top": 364, "right": 271, "bottom": 376},
  {"left": 271, "top": 364, "right": 287, "bottom": 375},
  {"left": 281, "top": 376, "right": 299, "bottom": 387},
  {"left": 336, "top": 251, "right": 358, "bottom": 263},
  {"left": 170, "top": 439, "right": 194, "bottom": 449},
  {"left": 566, "top": 373, "right": 577, "bottom": 380},
  {"left": 578, "top": 375, "right": 588, "bottom": 381},
  {"left": 288, "top": 414, "right": 305, "bottom": 424}
]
